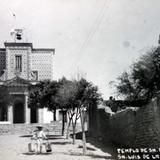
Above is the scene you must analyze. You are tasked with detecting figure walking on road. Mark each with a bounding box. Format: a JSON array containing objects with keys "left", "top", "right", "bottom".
[{"left": 32, "top": 125, "right": 47, "bottom": 154}]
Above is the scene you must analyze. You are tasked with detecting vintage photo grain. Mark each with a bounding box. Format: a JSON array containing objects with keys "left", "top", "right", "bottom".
[{"left": 0, "top": 0, "right": 160, "bottom": 160}]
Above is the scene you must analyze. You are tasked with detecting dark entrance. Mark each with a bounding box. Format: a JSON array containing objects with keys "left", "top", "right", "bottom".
[
  {"left": 31, "top": 108, "right": 38, "bottom": 123},
  {"left": 13, "top": 101, "right": 24, "bottom": 123},
  {"left": 0, "top": 106, "right": 7, "bottom": 121}
]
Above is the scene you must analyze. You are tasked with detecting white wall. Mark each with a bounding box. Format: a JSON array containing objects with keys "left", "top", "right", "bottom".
[{"left": 43, "top": 108, "right": 53, "bottom": 123}]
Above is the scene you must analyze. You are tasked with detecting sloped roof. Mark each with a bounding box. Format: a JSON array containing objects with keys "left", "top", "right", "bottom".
[{"left": 4, "top": 76, "right": 30, "bottom": 87}]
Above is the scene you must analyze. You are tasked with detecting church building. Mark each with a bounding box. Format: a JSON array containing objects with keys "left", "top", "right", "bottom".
[{"left": 0, "top": 29, "right": 55, "bottom": 123}]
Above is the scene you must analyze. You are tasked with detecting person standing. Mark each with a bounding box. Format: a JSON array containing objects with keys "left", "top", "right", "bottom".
[{"left": 32, "top": 125, "right": 47, "bottom": 154}]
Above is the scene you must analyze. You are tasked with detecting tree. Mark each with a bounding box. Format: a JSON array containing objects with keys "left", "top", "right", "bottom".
[
  {"left": 116, "top": 47, "right": 160, "bottom": 102},
  {"left": 28, "top": 80, "right": 49, "bottom": 108},
  {"left": 29, "top": 78, "right": 76, "bottom": 136},
  {"left": 54, "top": 77, "right": 101, "bottom": 155},
  {"left": 28, "top": 77, "right": 101, "bottom": 155},
  {"left": 60, "top": 78, "right": 101, "bottom": 154},
  {"left": 40, "top": 80, "right": 60, "bottom": 121},
  {"left": 55, "top": 78, "right": 78, "bottom": 136},
  {"left": 29, "top": 80, "right": 60, "bottom": 121},
  {"left": 75, "top": 78, "right": 101, "bottom": 155}
]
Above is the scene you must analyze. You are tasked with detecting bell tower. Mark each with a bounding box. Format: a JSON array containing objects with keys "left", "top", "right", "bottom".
[
  {"left": 4, "top": 28, "right": 32, "bottom": 80},
  {"left": 10, "top": 28, "right": 23, "bottom": 42}
]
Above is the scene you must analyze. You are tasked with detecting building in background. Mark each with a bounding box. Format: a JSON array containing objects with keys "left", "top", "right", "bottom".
[{"left": 0, "top": 29, "right": 55, "bottom": 123}]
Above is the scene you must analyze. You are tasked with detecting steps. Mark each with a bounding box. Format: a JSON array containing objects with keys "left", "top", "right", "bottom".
[
  {"left": 0, "top": 122, "right": 82, "bottom": 135},
  {"left": 0, "top": 122, "right": 65, "bottom": 135}
]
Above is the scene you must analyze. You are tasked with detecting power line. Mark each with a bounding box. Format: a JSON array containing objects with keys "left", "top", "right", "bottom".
[{"left": 76, "top": 0, "right": 112, "bottom": 61}]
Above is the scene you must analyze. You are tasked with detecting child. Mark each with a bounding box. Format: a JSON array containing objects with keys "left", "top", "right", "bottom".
[{"left": 33, "top": 125, "right": 47, "bottom": 154}]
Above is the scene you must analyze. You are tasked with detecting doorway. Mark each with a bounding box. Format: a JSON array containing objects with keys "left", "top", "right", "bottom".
[
  {"left": 0, "top": 106, "right": 7, "bottom": 121},
  {"left": 13, "top": 101, "right": 24, "bottom": 123},
  {"left": 30, "top": 108, "right": 38, "bottom": 123}
]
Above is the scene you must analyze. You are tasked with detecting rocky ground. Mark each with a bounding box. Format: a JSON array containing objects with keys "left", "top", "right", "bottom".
[{"left": 0, "top": 133, "right": 117, "bottom": 160}]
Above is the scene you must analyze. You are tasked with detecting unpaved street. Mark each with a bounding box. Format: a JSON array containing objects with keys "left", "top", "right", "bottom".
[{"left": 0, "top": 134, "right": 115, "bottom": 160}]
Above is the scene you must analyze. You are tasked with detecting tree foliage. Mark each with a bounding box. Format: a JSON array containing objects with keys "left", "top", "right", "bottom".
[
  {"left": 74, "top": 78, "right": 101, "bottom": 155},
  {"left": 55, "top": 78, "right": 78, "bottom": 110},
  {"left": 28, "top": 80, "right": 50, "bottom": 108},
  {"left": 76, "top": 78, "right": 101, "bottom": 107},
  {"left": 29, "top": 80, "right": 60, "bottom": 121},
  {"left": 116, "top": 47, "right": 160, "bottom": 101}
]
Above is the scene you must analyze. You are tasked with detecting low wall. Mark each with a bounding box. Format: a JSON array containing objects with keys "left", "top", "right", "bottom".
[{"left": 89, "top": 97, "right": 160, "bottom": 148}]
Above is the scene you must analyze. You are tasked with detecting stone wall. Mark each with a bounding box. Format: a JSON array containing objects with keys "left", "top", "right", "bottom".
[
  {"left": 134, "top": 97, "right": 160, "bottom": 148},
  {"left": 109, "top": 108, "right": 136, "bottom": 147},
  {"left": 89, "top": 97, "right": 160, "bottom": 148}
]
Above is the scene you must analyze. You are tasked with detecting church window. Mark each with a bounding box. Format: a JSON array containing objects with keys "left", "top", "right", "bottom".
[{"left": 15, "top": 55, "right": 22, "bottom": 72}]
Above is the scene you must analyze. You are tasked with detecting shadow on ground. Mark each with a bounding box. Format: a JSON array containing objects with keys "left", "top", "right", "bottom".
[
  {"left": 47, "top": 135, "right": 66, "bottom": 140},
  {"left": 63, "top": 152, "right": 113, "bottom": 159},
  {"left": 87, "top": 138, "right": 118, "bottom": 159},
  {"left": 50, "top": 141, "right": 72, "bottom": 145},
  {"left": 20, "top": 131, "right": 118, "bottom": 159},
  {"left": 22, "top": 152, "right": 52, "bottom": 156},
  {"left": 20, "top": 135, "right": 32, "bottom": 138},
  {"left": 70, "top": 131, "right": 118, "bottom": 159},
  {"left": 77, "top": 145, "right": 96, "bottom": 151},
  {"left": 20, "top": 134, "right": 65, "bottom": 140}
]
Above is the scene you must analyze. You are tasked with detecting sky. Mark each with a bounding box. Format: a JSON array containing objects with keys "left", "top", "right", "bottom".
[{"left": 0, "top": 0, "right": 160, "bottom": 99}]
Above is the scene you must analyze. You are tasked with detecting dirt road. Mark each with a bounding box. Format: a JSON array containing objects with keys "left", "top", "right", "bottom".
[{"left": 0, "top": 134, "right": 114, "bottom": 160}]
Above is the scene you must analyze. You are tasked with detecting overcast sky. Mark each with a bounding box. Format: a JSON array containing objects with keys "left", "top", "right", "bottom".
[{"left": 0, "top": 0, "right": 160, "bottom": 99}]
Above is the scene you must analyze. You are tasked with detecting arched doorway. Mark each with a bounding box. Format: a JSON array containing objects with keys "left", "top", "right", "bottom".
[{"left": 13, "top": 100, "right": 24, "bottom": 123}]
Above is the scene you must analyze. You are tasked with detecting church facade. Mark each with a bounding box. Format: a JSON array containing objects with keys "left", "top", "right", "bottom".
[{"left": 0, "top": 41, "right": 55, "bottom": 124}]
